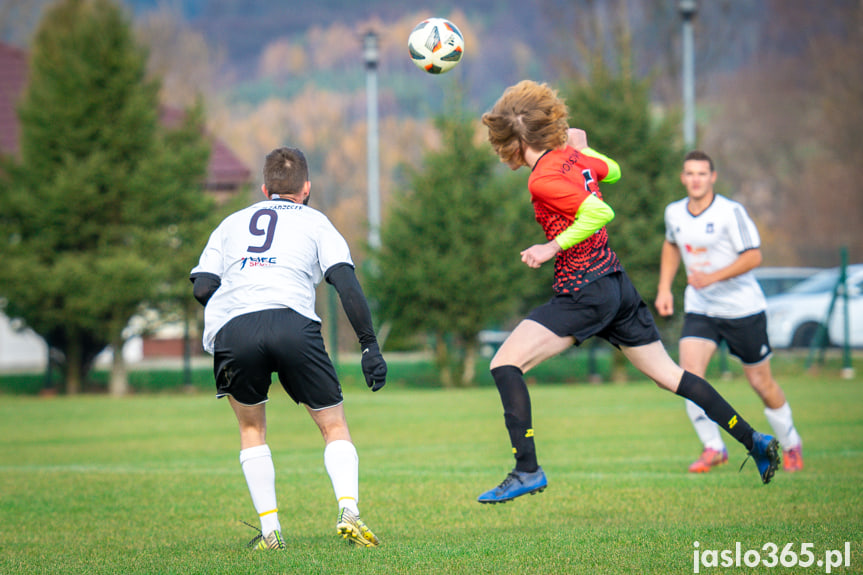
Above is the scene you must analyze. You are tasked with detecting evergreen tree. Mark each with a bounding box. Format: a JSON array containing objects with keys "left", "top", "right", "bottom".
[
  {"left": 0, "top": 0, "right": 213, "bottom": 394},
  {"left": 368, "top": 114, "right": 544, "bottom": 387},
  {"left": 560, "top": 56, "right": 685, "bottom": 336},
  {"left": 557, "top": 51, "right": 686, "bottom": 382}
]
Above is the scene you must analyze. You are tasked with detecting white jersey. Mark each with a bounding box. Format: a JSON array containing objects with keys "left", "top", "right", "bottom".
[
  {"left": 191, "top": 199, "right": 353, "bottom": 353},
  {"left": 664, "top": 194, "right": 766, "bottom": 319}
]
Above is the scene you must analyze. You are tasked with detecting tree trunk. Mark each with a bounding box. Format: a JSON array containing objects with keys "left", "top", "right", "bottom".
[
  {"left": 182, "top": 307, "right": 193, "bottom": 390},
  {"left": 434, "top": 335, "right": 453, "bottom": 388},
  {"left": 459, "top": 341, "right": 477, "bottom": 387},
  {"left": 109, "top": 332, "right": 129, "bottom": 397},
  {"left": 610, "top": 348, "right": 628, "bottom": 383},
  {"left": 65, "top": 334, "right": 82, "bottom": 395}
]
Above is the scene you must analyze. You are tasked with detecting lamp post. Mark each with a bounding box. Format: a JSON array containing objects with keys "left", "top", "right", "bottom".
[
  {"left": 679, "top": 0, "right": 697, "bottom": 148},
  {"left": 363, "top": 30, "right": 381, "bottom": 250},
  {"left": 680, "top": 1, "right": 724, "bottom": 374}
]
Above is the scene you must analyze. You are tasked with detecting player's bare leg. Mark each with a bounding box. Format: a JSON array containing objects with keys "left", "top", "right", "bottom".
[
  {"left": 678, "top": 338, "right": 728, "bottom": 472},
  {"left": 308, "top": 404, "right": 379, "bottom": 546},
  {"left": 491, "top": 319, "right": 574, "bottom": 374},
  {"left": 743, "top": 360, "right": 785, "bottom": 409},
  {"left": 622, "top": 341, "right": 779, "bottom": 484},
  {"left": 743, "top": 361, "right": 803, "bottom": 471},
  {"left": 229, "top": 398, "right": 285, "bottom": 549},
  {"left": 478, "top": 321, "right": 570, "bottom": 503}
]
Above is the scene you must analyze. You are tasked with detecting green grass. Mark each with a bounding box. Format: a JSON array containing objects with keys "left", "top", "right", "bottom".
[{"left": 1, "top": 373, "right": 861, "bottom": 574}]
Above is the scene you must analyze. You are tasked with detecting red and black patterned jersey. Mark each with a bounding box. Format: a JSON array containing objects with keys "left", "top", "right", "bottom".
[{"left": 528, "top": 146, "right": 622, "bottom": 294}]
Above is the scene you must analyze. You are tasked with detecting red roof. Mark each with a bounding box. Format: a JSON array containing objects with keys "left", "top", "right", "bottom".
[
  {"left": 0, "top": 42, "right": 249, "bottom": 189},
  {"left": 160, "top": 106, "right": 251, "bottom": 188},
  {"left": 208, "top": 138, "right": 252, "bottom": 188}
]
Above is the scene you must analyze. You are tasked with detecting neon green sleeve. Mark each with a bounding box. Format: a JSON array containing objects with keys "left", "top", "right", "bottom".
[
  {"left": 581, "top": 147, "right": 621, "bottom": 184},
  {"left": 553, "top": 193, "right": 615, "bottom": 250}
]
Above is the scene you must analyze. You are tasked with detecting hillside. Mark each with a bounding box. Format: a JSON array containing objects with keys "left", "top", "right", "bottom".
[
  {"left": 4, "top": 0, "right": 859, "bottom": 266},
  {"left": 6, "top": 0, "right": 771, "bottom": 113}
]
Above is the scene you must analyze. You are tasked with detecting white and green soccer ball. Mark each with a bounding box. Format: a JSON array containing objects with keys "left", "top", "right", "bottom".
[{"left": 407, "top": 18, "right": 464, "bottom": 74}]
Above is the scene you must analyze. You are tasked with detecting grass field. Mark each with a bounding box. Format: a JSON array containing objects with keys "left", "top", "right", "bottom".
[{"left": 1, "top": 370, "right": 861, "bottom": 574}]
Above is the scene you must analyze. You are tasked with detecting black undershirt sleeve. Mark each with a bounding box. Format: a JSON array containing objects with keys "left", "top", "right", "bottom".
[
  {"left": 190, "top": 272, "right": 221, "bottom": 306},
  {"left": 325, "top": 263, "right": 377, "bottom": 347}
]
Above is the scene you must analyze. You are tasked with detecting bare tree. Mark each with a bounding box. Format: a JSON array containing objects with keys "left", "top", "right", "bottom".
[
  {"left": 0, "top": 0, "right": 52, "bottom": 45},
  {"left": 703, "top": 0, "right": 863, "bottom": 265},
  {"left": 135, "top": 5, "right": 227, "bottom": 110}
]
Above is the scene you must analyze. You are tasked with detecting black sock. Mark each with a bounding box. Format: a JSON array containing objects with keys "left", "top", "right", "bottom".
[
  {"left": 676, "top": 371, "right": 755, "bottom": 451},
  {"left": 491, "top": 365, "right": 538, "bottom": 472}
]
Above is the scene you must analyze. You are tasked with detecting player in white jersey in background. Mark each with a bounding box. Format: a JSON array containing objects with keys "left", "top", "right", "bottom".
[
  {"left": 655, "top": 150, "right": 803, "bottom": 474},
  {"left": 190, "top": 147, "right": 387, "bottom": 549}
]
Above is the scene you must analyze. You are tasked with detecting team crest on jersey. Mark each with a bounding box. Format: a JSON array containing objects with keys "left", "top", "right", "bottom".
[
  {"left": 706, "top": 223, "right": 714, "bottom": 234},
  {"left": 241, "top": 256, "right": 277, "bottom": 270}
]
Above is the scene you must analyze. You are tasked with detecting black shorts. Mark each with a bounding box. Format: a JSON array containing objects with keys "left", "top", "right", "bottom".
[
  {"left": 681, "top": 312, "right": 772, "bottom": 365},
  {"left": 212, "top": 308, "right": 343, "bottom": 409},
  {"left": 527, "top": 271, "right": 661, "bottom": 348}
]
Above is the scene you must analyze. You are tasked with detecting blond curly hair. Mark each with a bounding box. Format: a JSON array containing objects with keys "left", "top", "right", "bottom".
[{"left": 481, "top": 80, "right": 569, "bottom": 167}]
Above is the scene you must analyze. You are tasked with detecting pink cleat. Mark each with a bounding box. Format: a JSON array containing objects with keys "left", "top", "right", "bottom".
[
  {"left": 783, "top": 445, "right": 804, "bottom": 472},
  {"left": 688, "top": 447, "right": 729, "bottom": 473}
]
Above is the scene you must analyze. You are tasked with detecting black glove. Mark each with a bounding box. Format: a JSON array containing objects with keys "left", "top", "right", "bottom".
[{"left": 361, "top": 342, "right": 387, "bottom": 392}]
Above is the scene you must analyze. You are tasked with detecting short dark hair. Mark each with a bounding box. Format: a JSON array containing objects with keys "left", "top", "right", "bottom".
[
  {"left": 683, "top": 150, "right": 714, "bottom": 172},
  {"left": 263, "top": 147, "right": 309, "bottom": 196}
]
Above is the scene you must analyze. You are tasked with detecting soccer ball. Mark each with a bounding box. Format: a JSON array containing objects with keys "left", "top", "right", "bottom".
[{"left": 408, "top": 18, "right": 464, "bottom": 74}]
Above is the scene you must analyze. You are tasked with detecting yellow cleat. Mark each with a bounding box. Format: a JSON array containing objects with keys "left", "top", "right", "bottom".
[
  {"left": 243, "top": 522, "right": 286, "bottom": 550},
  {"left": 336, "top": 508, "right": 380, "bottom": 547}
]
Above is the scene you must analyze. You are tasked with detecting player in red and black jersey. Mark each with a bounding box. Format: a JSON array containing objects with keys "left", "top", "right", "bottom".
[
  {"left": 476, "top": 80, "right": 781, "bottom": 504},
  {"left": 527, "top": 138, "right": 622, "bottom": 293}
]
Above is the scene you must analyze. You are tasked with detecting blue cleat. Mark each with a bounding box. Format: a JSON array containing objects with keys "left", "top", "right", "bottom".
[
  {"left": 746, "top": 432, "right": 781, "bottom": 484},
  {"left": 477, "top": 467, "right": 547, "bottom": 504}
]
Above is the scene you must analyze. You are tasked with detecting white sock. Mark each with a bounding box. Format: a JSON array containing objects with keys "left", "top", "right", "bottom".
[
  {"left": 686, "top": 399, "right": 726, "bottom": 452},
  {"left": 764, "top": 402, "right": 802, "bottom": 450},
  {"left": 239, "top": 444, "right": 281, "bottom": 535},
  {"left": 324, "top": 440, "right": 360, "bottom": 514}
]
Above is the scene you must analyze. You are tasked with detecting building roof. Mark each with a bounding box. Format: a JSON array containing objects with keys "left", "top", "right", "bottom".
[
  {"left": 0, "top": 42, "right": 250, "bottom": 190},
  {"left": 159, "top": 106, "right": 251, "bottom": 189}
]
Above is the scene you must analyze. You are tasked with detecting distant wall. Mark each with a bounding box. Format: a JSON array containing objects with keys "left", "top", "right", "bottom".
[
  {"left": 0, "top": 312, "right": 147, "bottom": 372},
  {"left": 0, "top": 313, "right": 47, "bottom": 371}
]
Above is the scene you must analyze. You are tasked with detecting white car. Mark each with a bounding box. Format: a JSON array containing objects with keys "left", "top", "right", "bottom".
[
  {"left": 765, "top": 264, "right": 863, "bottom": 349},
  {"left": 753, "top": 266, "right": 823, "bottom": 298}
]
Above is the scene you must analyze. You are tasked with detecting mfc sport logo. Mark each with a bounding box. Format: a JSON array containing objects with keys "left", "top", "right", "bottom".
[{"left": 240, "top": 256, "right": 277, "bottom": 270}]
